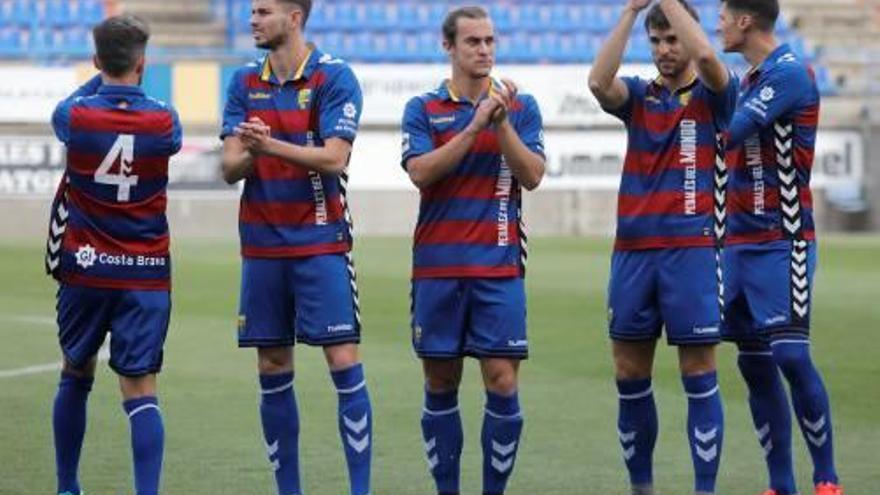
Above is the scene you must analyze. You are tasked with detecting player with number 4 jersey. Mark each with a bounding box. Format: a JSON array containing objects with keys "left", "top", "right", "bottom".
[{"left": 45, "top": 14, "right": 182, "bottom": 495}]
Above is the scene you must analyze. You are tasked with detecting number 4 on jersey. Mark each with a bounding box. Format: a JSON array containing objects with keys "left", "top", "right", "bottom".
[{"left": 96, "top": 134, "right": 138, "bottom": 202}]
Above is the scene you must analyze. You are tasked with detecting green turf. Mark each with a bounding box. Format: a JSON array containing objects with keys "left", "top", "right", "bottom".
[{"left": 1, "top": 236, "right": 878, "bottom": 494}]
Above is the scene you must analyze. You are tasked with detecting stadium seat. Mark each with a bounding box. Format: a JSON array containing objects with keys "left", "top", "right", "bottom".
[
  {"left": 0, "top": 27, "right": 21, "bottom": 54},
  {"left": 79, "top": 0, "right": 103, "bottom": 25},
  {"left": 10, "top": 0, "right": 32, "bottom": 26},
  {"left": 0, "top": 0, "right": 832, "bottom": 94},
  {"left": 489, "top": 4, "right": 512, "bottom": 32},
  {"left": 549, "top": 4, "right": 577, "bottom": 33},
  {"left": 365, "top": 3, "right": 392, "bottom": 30},
  {"left": 45, "top": 0, "right": 73, "bottom": 28}
]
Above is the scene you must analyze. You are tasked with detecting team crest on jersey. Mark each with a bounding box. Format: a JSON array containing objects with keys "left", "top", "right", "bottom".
[
  {"left": 760, "top": 86, "right": 775, "bottom": 102},
  {"left": 75, "top": 244, "right": 97, "bottom": 269},
  {"left": 678, "top": 90, "right": 693, "bottom": 106},
  {"left": 298, "top": 89, "right": 312, "bottom": 109}
]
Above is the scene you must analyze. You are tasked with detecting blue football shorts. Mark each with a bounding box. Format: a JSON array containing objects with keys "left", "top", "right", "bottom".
[
  {"left": 722, "top": 239, "right": 817, "bottom": 343},
  {"left": 56, "top": 284, "right": 171, "bottom": 376},
  {"left": 237, "top": 254, "right": 360, "bottom": 348},
  {"left": 411, "top": 277, "right": 528, "bottom": 359},
  {"left": 608, "top": 247, "right": 723, "bottom": 346}
]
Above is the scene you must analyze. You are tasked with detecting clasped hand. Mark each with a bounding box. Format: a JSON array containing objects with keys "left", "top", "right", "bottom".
[{"left": 234, "top": 117, "right": 272, "bottom": 153}]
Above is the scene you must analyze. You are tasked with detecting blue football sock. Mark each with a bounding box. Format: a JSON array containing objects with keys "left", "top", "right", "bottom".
[
  {"left": 53, "top": 372, "right": 93, "bottom": 495},
  {"left": 738, "top": 349, "right": 798, "bottom": 495},
  {"left": 771, "top": 340, "right": 839, "bottom": 485},
  {"left": 123, "top": 396, "right": 164, "bottom": 495},
  {"left": 617, "top": 378, "right": 658, "bottom": 488},
  {"left": 682, "top": 371, "right": 724, "bottom": 493},
  {"left": 422, "top": 389, "right": 463, "bottom": 495},
  {"left": 332, "top": 364, "right": 372, "bottom": 495},
  {"left": 259, "top": 372, "right": 301, "bottom": 495},
  {"left": 481, "top": 390, "right": 523, "bottom": 495}
]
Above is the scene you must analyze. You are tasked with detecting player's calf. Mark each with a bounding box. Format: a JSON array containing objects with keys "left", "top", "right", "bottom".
[
  {"left": 736, "top": 343, "right": 799, "bottom": 495},
  {"left": 121, "top": 375, "right": 163, "bottom": 495},
  {"left": 481, "top": 390, "right": 523, "bottom": 495},
  {"left": 53, "top": 368, "right": 94, "bottom": 495},
  {"left": 770, "top": 339, "right": 839, "bottom": 487},
  {"left": 480, "top": 358, "right": 523, "bottom": 495},
  {"left": 679, "top": 346, "right": 724, "bottom": 495},
  {"left": 332, "top": 362, "right": 372, "bottom": 495},
  {"left": 422, "top": 359, "right": 465, "bottom": 495}
]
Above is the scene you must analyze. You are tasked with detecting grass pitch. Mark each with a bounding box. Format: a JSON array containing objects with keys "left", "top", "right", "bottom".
[{"left": 1, "top": 236, "right": 878, "bottom": 494}]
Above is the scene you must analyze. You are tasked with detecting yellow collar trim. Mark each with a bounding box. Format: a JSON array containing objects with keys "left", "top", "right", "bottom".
[
  {"left": 446, "top": 78, "right": 499, "bottom": 104},
  {"left": 260, "top": 48, "right": 314, "bottom": 83}
]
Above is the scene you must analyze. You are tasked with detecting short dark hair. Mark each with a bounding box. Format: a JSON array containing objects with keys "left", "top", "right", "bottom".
[
  {"left": 92, "top": 14, "right": 150, "bottom": 78},
  {"left": 645, "top": 0, "right": 700, "bottom": 32},
  {"left": 442, "top": 6, "right": 489, "bottom": 44},
  {"left": 722, "top": 0, "right": 779, "bottom": 31},
  {"left": 280, "top": 0, "right": 312, "bottom": 28}
]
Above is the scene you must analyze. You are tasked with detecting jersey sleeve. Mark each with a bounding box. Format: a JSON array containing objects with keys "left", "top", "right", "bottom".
[
  {"left": 514, "top": 94, "right": 545, "bottom": 158},
  {"left": 220, "top": 70, "right": 247, "bottom": 140},
  {"left": 706, "top": 71, "right": 739, "bottom": 130},
  {"left": 168, "top": 107, "right": 183, "bottom": 155},
  {"left": 727, "top": 64, "right": 812, "bottom": 147},
  {"left": 51, "top": 74, "right": 103, "bottom": 144},
  {"left": 318, "top": 65, "right": 362, "bottom": 143},
  {"left": 603, "top": 76, "right": 644, "bottom": 124},
  {"left": 400, "top": 96, "right": 434, "bottom": 170}
]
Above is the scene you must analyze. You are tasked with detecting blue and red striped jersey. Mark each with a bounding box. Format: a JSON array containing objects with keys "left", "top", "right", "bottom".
[
  {"left": 724, "top": 44, "right": 819, "bottom": 245},
  {"left": 47, "top": 75, "right": 182, "bottom": 291},
  {"left": 401, "top": 80, "right": 545, "bottom": 279},
  {"left": 605, "top": 74, "right": 737, "bottom": 250},
  {"left": 221, "top": 46, "right": 362, "bottom": 258}
]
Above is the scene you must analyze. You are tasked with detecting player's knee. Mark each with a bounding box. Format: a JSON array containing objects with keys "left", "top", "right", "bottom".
[
  {"left": 425, "top": 373, "right": 461, "bottom": 393},
  {"left": 323, "top": 343, "right": 359, "bottom": 371},
  {"left": 257, "top": 347, "right": 293, "bottom": 375},
  {"left": 678, "top": 345, "right": 717, "bottom": 376},
  {"left": 735, "top": 343, "right": 774, "bottom": 382},
  {"left": 62, "top": 357, "right": 97, "bottom": 379},
  {"left": 482, "top": 367, "right": 518, "bottom": 396},
  {"left": 119, "top": 374, "right": 157, "bottom": 400},
  {"left": 771, "top": 341, "right": 814, "bottom": 378},
  {"left": 614, "top": 353, "right": 653, "bottom": 381},
  {"left": 612, "top": 340, "right": 655, "bottom": 380}
]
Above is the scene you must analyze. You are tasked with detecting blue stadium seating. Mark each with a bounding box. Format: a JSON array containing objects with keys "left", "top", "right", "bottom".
[
  {"left": 0, "top": 0, "right": 101, "bottom": 58},
  {"left": 224, "top": 0, "right": 815, "bottom": 68},
  {"left": 0, "top": 0, "right": 833, "bottom": 94}
]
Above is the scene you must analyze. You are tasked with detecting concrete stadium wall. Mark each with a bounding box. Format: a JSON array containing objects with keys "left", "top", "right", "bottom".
[
  {"left": 869, "top": 126, "right": 880, "bottom": 230},
  {"left": 1, "top": 188, "right": 846, "bottom": 241},
  {"left": 0, "top": 190, "right": 617, "bottom": 240}
]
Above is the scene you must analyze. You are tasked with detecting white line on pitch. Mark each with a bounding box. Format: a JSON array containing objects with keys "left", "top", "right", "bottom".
[
  {"left": 0, "top": 346, "right": 110, "bottom": 379},
  {"left": 8, "top": 315, "right": 56, "bottom": 327}
]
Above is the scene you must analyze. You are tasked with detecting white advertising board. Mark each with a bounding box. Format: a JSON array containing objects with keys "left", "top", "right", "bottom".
[
  {"left": 353, "top": 63, "right": 657, "bottom": 127},
  {"left": 348, "top": 129, "right": 865, "bottom": 191},
  {"left": 0, "top": 130, "right": 863, "bottom": 195},
  {"left": 0, "top": 67, "right": 77, "bottom": 123}
]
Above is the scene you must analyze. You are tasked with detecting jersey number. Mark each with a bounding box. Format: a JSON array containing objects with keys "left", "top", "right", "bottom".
[{"left": 95, "top": 134, "right": 138, "bottom": 202}]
